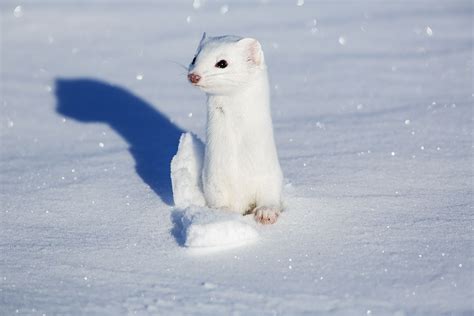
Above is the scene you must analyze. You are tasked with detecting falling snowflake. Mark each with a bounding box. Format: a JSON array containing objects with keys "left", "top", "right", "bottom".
[
  {"left": 426, "top": 26, "right": 433, "bottom": 36},
  {"left": 13, "top": 5, "right": 23, "bottom": 18},
  {"left": 220, "top": 5, "right": 229, "bottom": 14}
]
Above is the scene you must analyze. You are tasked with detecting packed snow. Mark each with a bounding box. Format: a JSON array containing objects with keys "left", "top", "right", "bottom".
[{"left": 1, "top": 0, "right": 473, "bottom": 315}]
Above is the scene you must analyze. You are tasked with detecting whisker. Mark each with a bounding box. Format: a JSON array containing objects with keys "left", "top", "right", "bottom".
[
  {"left": 204, "top": 71, "right": 242, "bottom": 78},
  {"left": 205, "top": 77, "right": 247, "bottom": 86},
  {"left": 166, "top": 59, "right": 189, "bottom": 71}
]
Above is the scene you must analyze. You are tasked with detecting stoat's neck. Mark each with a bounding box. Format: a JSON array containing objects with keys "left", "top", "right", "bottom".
[{"left": 206, "top": 70, "right": 270, "bottom": 117}]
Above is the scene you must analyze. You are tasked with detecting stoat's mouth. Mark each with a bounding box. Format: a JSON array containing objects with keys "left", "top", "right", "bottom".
[
  {"left": 188, "top": 80, "right": 203, "bottom": 88},
  {"left": 192, "top": 83, "right": 207, "bottom": 89}
]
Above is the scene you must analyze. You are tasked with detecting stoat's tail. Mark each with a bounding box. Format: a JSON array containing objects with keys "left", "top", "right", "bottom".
[{"left": 170, "top": 132, "right": 206, "bottom": 208}]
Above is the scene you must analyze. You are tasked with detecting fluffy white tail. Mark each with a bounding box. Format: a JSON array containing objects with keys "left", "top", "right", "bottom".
[{"left": 170, "top": 133, "right": 206, "bottom": 208}]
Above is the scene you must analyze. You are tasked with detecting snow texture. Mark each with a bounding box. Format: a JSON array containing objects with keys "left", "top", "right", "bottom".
[
  {"left": 170, "top": 132, "right": 205, "bottom": 208},
  {"left": 1, "top": 0, "right": 473, "bottom": 315}
]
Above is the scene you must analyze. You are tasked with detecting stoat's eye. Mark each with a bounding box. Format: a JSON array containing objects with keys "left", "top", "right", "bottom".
[
  {"left": 215, "top": 60, "right": 228, "bottom": 68},
  {"left": 191, "top": 56, "right": 197, "bottom": 65}
]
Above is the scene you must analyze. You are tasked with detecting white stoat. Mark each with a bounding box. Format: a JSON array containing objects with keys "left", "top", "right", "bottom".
[{"left": 187, "top": 33, "right": 283, "bottom": 224}]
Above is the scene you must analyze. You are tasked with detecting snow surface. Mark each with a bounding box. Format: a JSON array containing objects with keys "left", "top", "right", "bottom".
[{"left": 1, "top": 0, "right": 473, "bottom": 315}]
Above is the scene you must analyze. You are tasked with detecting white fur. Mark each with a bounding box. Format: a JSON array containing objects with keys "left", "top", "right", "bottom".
[
  {"left": 176, "top": 207, "right": 259, "bottom": 249},
  {"left": 188, "top": 34, "right": 283, "bottom": 221},
  {"left": 170, "top": 133, "right": 206, "bottom": 208}
]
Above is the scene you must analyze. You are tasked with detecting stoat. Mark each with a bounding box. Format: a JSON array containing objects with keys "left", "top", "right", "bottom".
[{"left": 187, "top": 33, "right": 283, "bottom": 224}]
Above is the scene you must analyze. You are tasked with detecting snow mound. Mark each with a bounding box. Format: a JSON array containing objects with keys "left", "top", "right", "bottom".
[
  {"left": 170, "top": 132, "right": 206, "bottom": 208},
  {"left": 172, "top": 207, "right": 259, "bottom": 249}
]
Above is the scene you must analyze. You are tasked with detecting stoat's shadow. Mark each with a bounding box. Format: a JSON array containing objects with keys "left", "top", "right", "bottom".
[{"left": 55, "top": 78, "right": 183, "bottom": 205}]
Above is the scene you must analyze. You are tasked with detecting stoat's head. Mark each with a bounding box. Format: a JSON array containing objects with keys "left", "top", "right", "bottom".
[{"left": 187, "top": 33, "right": 266, "bottom": 95}]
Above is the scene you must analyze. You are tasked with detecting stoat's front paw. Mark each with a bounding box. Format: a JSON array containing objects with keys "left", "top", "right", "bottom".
[{"left": 254, "top": 206, "right": 280, "bottom": 225}]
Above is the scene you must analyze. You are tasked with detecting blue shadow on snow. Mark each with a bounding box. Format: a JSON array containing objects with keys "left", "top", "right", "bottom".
[{"left": 55, "top": 78, "right": 183, "bottom": 205}]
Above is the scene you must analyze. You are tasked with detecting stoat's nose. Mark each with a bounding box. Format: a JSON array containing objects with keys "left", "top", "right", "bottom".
[{"left": 187, "top": 73, "right": 201, "bottom": 84}]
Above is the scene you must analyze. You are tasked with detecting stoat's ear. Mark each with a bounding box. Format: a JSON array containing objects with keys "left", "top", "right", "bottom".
[
  {"left": 238, "top": 38, "right": 264, "bottom": 66},
  {"left": 199, "top": 32, "right": 207, "bottom": 47}
]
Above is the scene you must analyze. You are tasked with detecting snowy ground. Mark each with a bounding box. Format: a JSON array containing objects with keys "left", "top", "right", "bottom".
[{"left": 1, "top": 0, "right": 473, "bottom": 315}]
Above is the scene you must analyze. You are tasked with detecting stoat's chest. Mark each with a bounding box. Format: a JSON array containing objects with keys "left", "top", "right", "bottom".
[
  {"left": 205, "top": 93, "right": 270, "bottom": 171},
  {"left": 207, "top": 105, "right": 244, "bottom": 149}
]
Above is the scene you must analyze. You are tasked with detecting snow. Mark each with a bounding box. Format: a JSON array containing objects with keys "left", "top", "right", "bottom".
[{"left": 1, "top": 0, "right": 473, "bottom": 315}]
